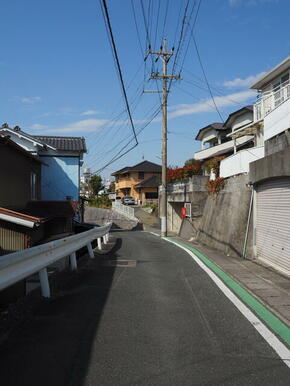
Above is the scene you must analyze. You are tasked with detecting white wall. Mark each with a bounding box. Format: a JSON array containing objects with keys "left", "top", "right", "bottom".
[
  {"left": 200, "top": 128, "right": 218, "bottom": 148},
  {"left": 264, "top": 97, "right": 290, "bottom": 141},
  {"left": 232, "top": 111, "right": 253, "bottom": 131},
  {"left": 220, "top": 146, "right": 265, "bottom": 178}
]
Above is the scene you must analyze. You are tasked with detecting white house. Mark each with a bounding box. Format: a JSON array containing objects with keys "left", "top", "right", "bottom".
[
  {"left": 194, "top": 107, "right": 257, "bottom": 176},
  {"left": 220, "top": 56, "right": 290, "bottom": 179},
  {"left": 219, "top": 105, "right": 264, "bottom": 178}
]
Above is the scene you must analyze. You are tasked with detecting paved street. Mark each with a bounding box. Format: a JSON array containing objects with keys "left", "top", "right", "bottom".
[{"left": 0, "top": 231, "right": 289, "bottom": 385}]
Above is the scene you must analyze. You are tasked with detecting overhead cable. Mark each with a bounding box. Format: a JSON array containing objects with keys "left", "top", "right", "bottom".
[{"left": 100, "top": 0, "right": 138, "bottom": 144}]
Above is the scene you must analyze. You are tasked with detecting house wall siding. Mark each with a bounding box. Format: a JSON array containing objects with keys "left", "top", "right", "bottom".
[
  {"left": 0, "top": 142, "right": 41, "bottom": 208},
  {"left": 115, "top": 172, "right": 161, "bottom": 200},
  {"left": 40, "top": 156, "right": 79, "bottom": 201},
  {"left": 232, "top": 111, "right": 253, "bottom": 131}
]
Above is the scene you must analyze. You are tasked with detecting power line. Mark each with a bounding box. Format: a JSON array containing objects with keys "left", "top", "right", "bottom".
[
  {"left": 131, "top": 0, "right": 145, "bottom": 58},
  {"left": 92, "top": 106, "right": 161, "bottom": 174},
  {"left": 179, "top": 0, "right": 202, "bottom": 74},
  {"left": 153, "top": 0, "right": 161, "bottom": 49},
  {"left": 100, "top": 0, "right": 138, "bottom": 144},
  {"left": 161, "top": 0, "right": 170, "bottom": 38},
  {"left": 192, "top": 34, "right": 224, "bottom": 122}
]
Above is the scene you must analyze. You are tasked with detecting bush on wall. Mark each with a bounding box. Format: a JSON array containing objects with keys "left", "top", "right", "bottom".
[{"left": 167, "top": 163, "right": 202, "bottom": 182}]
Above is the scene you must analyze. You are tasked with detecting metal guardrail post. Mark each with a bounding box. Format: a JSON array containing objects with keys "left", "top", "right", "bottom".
[
  {"left": 70, "top": 252, "right": 77, "bottom": 270},
  {"left": 97, "top": 237, "right": 102, "bottom": 250},
  {"left": 87, "top": 242, "right": 95, "bottom": 258},
  {"left": 39, "top": 268, "right": 50, "bottom": 298}
]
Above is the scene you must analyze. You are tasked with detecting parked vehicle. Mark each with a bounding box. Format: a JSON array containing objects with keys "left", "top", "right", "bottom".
[{"left": 122, "top": 196, "right": 135, "bottom": 205}]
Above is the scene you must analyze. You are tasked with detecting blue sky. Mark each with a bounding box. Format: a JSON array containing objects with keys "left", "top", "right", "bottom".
[{"left": 1, "top": 0, "right": 289, "bottom": 179}]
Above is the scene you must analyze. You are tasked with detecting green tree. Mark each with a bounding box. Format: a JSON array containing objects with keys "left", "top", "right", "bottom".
[
  {"left": 108, "top": 181, "right": 115, "bottom": 192},
  {"left": 184, "top": 158, "right": 201, "bottom": 167},
  {"left": 89, "top": 175, "right": 103, "bottom": 196}
]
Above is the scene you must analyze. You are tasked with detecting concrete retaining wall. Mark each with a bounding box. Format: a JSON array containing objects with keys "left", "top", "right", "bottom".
[
  {"left": 84, "top": 207, "right": 138, "bottom": 230},
  {"left": 195, "top": 174, "right": 253, "bottom": 258}
]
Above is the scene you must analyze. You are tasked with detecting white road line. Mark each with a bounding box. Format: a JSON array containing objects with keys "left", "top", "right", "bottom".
[{"left": 154, "top": 234, "right": 290, "bottom": 369}]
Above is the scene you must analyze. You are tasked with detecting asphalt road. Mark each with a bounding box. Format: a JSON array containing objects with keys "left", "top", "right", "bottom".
[{"left": 0, "top": 231, "right": 289, "bottom": 385}]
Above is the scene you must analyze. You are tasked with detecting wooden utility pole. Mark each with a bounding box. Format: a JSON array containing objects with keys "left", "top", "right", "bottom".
[{"left": 146, "top": 38, "right": 180, "bottom": 236}]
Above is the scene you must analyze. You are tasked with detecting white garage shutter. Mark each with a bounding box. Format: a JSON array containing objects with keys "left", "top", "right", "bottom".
[{"left": 256, "top": 178, "right": 290, "bottom": 276}]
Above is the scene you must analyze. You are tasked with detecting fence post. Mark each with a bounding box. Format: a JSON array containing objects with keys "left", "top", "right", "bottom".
[
  {"left": 39, "top": 268, "right": 50, "bottom": 298},
  {"left": 87, "top": 242, "right": 95, "bottom": 258},
  {"left": 70, "top": 252, "right": 77, "bottom": 270},
  {"left": 97, "top": 237, "right": 102, "bottom": 250}
]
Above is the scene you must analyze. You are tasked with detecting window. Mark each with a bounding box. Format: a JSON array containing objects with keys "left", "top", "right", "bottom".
[
  {"left": 145, "top": 192, "right": 158, "bottom": 199},
  {"left": 138, "top": 172, "right": 144, "bottom": 179},
  {"left": 30, "top": 172, "right": 37, "bottom": 200},
  {"left": 272, "top": 72, "right": 290, "bottom": 107}
]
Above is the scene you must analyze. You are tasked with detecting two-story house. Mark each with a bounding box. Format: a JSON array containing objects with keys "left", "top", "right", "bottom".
[
  {"left": 0, "top": 133, "right": 78, "bottom": 256},
  {"left": 194, "top": 107, "right": 257, "bottom": 176},
  {"left": 219, "top": 105, "right": 264, "bottom": 178},
  {"left": 0, "top": 125, "right": 87, "bottom": 201},
  {"left": 112, "top": 160, "right": 161, "bottom": 204}
]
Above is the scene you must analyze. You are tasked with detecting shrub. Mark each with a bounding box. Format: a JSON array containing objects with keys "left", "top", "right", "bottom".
[
  {"left": 167, "top": 163, "right": 202, "bottom": 182},
  {"left": 203, "top": 155, "right": 225, "bottom": 177},
  {"left": 88, "top": 195, "right": 112, "bottom": 209},
  {"left": 206, "top": 177, "right": 225, "bottom": 195}
]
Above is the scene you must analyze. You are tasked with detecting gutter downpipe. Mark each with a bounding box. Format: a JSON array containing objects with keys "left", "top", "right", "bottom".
[{"left": 242, "top": 185, "right": 254, "bottom": 259}]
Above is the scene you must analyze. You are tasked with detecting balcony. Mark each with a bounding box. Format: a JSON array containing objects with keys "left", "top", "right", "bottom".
[
  {"left": 254, "top": 79, "right": 290, "bottom": 121},
  {"left": 194, "top": 135, "right": 253, "bottom": 161},
  {"left": 220, "top": 146, "right": 265, "bottom": 178}
]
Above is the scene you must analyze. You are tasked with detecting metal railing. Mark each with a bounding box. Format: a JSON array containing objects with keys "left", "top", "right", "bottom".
[
  {"left": 0, "top": 223, "right": 112, "bottom": 298},
  {"left": 254, "top": 79, "right": 290, "bottom": 120},
  {"left": 112, "top": 201, "right": 136, "bottom": 219}
]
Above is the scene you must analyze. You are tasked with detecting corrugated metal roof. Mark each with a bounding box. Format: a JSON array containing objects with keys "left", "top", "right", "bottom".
[{"left": 32, "top": 136, "right": 87, "bottom": 153}]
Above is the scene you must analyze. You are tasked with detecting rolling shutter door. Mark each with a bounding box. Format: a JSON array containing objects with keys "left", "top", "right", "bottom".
[{"left": 256, "top": 178, "right": 290, "bottom": 276}]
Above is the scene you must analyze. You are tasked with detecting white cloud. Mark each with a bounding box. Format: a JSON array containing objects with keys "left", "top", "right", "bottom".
[
  {"left": 167, "top": 90, "right": 256, "bottom": 119},
  {"left": 223, "top": 72, "right": 266, "bottom": 88},
  {"left": 28, "top": 123, "right": 46, "bottom": 130},
  {"left": 35, "top": 118, "right": 119, "bottom": 135},
  {"left": 228, "top": 0, "right": 278, "bottom": 6},
  {"left": 17, "top": 96, "right": 42, "bottom": 104},
  {"left": 81, "top": 109, "right": 100, "bottom": 116}
]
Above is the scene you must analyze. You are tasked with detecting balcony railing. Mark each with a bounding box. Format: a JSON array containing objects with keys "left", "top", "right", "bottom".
[
  {"left": 254, "top": 79, "right": 290, "bottom": 121},
  {"left": 220, "top": 146, "right": 265, "bottom": 179}
]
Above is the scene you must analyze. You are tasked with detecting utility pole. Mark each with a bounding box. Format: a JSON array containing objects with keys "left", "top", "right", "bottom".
[{"left": 145, "top": 38, "right": 180, "bottom": 237}]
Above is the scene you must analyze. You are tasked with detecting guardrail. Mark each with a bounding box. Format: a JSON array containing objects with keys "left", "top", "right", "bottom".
[
  {"left": 112, "top": 201, "right": 137, "bottom": 220},
  {"left": 0, "top": 222, "right": 112, "bottom": 298}
]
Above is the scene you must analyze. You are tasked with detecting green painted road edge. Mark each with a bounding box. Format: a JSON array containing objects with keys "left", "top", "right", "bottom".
[{"left": 163, "top": 236, "right": 290, "bottom": 347}]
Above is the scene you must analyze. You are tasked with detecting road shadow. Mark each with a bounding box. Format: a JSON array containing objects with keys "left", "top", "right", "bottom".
[{"left": 0, "top": 238, "right": 123, "bottom": 386}]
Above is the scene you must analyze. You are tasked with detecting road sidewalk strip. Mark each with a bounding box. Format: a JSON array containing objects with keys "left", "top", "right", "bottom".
[{"left": 149, "top": 232, "right": 290, "bottom": 368}]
